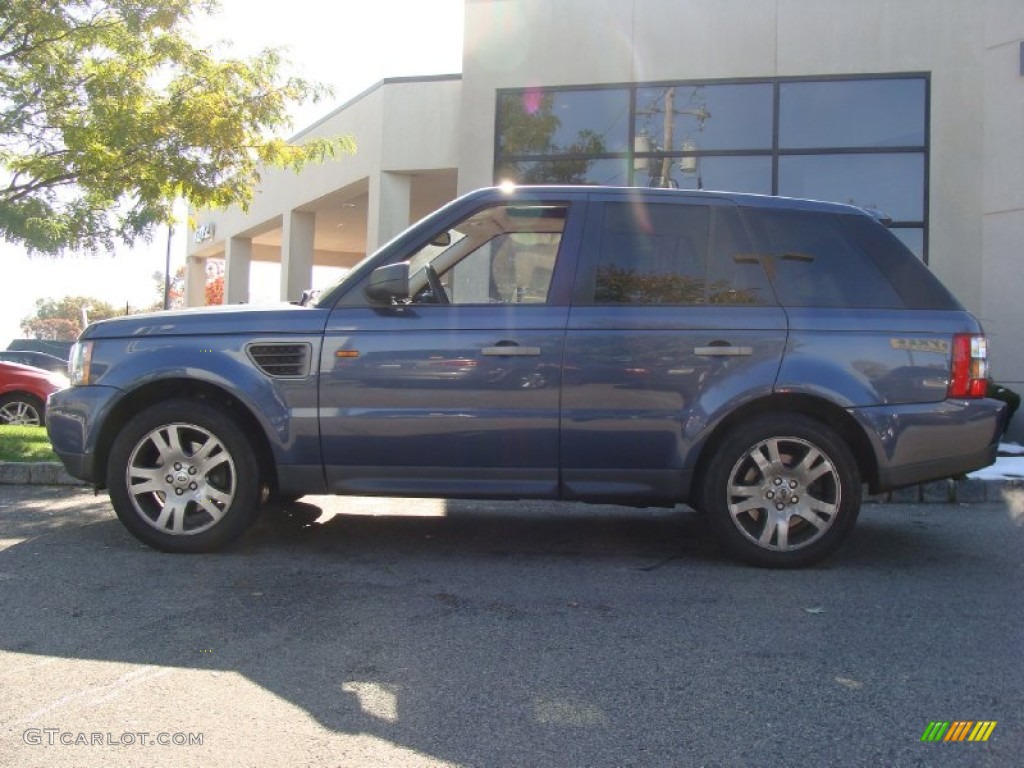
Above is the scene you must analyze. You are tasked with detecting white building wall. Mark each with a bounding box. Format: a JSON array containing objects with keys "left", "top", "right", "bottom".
[{"left": 982, "top": 2, "right": 1024, "bottom": 393}]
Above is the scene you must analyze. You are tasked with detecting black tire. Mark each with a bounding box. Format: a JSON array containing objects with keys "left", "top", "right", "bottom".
[
  {"left": 0, "top": 393, "right": 45, "bottom": 426},
  {"left": 702, "top": 414, "right": 861, "bottom": 568},
  {"left": 106, "top": 399, "right": 262, "bottom": 553}
]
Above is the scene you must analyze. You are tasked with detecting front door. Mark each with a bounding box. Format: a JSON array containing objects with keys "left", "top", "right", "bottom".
[{"left": 319, "top": 193, "right": 586, "bottom": 498}]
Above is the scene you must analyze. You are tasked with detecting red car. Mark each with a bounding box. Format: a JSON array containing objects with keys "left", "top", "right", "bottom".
[{"left": 0, "top": 361, "right": 66, "bottom": 426}]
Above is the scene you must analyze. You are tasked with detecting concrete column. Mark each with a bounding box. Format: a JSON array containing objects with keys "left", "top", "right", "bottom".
[
  {"left": 183, "top": 255, "right": 207, "bottom": 307},
  {"left": 280, "top": 210, "right": 316, "bottom": 302},
  {"left": 224, "top": 236, "right": 252, "bottom": 304},
  {"left": 366, "top": 172, "right": 412, "bottom": 253}
]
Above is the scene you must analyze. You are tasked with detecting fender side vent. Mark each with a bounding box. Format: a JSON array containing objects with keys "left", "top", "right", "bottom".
[{"left": 247, "top": 343, "right": 311, "bottom": 378}]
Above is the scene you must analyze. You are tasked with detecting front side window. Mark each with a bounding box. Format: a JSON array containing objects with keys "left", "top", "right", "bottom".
[{"left": 407, "top": 204, "right": 568, "bottom": 306}]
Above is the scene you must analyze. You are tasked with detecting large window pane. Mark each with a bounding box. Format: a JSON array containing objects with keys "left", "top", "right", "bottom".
[
  {"left": 779, "top": 78, "right": 926, "bottom": 149},
  {"left": 635, "top": 154, "right": 772, "bottom": 194},
  {"left": 635, "top": 83, "right": 773, "bottom": 151},
  {"left": 497, "top": 158, "right": 629, "bottom": 186},
  {"left": 778, "top": 153, "right": 925, "bottom": 221},
  {"left": 497, "top": 88, "right": 630, "bottom": 156}
]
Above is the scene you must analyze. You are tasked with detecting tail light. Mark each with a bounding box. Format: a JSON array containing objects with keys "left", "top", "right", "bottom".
[{"left": 949, "top": 334, "right": 989, "bottom": 399}]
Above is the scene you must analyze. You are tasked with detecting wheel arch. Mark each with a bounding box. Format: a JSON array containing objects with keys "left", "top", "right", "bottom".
[
  {"left": 692, "top": 393, "right": 880, "bottom": 498},
  {"left": 93, "top": 379, "right": 278, "bottom": 495}
]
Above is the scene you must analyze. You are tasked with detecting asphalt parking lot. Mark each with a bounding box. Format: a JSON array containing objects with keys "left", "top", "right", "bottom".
[{"left": 0, "top": 485, "right": 1021, "bottom": 767}]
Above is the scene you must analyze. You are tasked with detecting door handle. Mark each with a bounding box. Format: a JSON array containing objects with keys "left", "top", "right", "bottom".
[
  {"left": 694, "top": 345, "right": 753, "bottom": 357},
  {"left": 481, "top": 345, "right": 541, "bottom": 357}
]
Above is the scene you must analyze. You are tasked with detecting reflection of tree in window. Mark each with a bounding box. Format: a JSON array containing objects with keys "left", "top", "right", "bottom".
[
  {"left": 497, "top": 92, "right": 606, "bottom": 184},
  {"left": 595, "top": 264, "right": 706, "bottom": 304},
  {"left": 592, "top": 203, "right": 769, "bottom": 306},
  {"left": 594, "top": 267, "right": 762, "bottom": 306}
]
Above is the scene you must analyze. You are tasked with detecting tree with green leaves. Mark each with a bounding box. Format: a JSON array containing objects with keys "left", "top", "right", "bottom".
[
  {"left": 0, "top": 0, "right": 354, "bottom": 254},
  {"left": 20, "top": 295, "right": 120, "bottom": 340}
]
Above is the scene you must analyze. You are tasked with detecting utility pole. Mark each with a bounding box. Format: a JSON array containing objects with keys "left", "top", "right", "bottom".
[
  {"left": 660, "top": 87, "right": 675, "bottom": 188},
  {"left": 637, "top": 87, "right": 711, "bottom": 188}
]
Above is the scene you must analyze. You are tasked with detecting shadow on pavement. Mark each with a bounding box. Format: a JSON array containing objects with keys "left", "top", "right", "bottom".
[{"left": 0, "top": 487, "right": 1020, "bottom": 767}]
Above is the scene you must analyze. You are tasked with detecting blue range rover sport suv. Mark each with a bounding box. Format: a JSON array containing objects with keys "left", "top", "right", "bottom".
[{"left": 46, "top": 186, "right": 1006, "bottom": 567}]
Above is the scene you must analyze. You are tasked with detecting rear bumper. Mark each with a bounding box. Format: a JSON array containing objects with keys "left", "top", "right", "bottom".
[{"left": 852, "top": 398, "right": 1006, "bottom": 492}]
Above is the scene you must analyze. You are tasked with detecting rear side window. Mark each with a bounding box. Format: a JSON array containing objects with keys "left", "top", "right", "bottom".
[
  {"left": 585, "top": 202, "right": 774, "bottom": 306},
  {"left": 843, "top": 216, "right": 961, "bottom": 310},
  {"left": 743, "top": 209, "right": 904, "bottom": 308}
]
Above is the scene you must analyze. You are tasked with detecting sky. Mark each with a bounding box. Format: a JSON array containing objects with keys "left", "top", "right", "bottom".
[{"left": 0, "top": 0, "right": 465, "bottom": 346}]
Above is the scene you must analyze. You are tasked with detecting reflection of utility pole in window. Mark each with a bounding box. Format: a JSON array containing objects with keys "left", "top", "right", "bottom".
[{"left": 636, "top": 87, "right": 710, "bottom": 189}]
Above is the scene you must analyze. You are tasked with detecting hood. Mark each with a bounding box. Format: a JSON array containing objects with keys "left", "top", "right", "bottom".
[{"left": 80, "top": 304, "right": 330, "bottom": 340}]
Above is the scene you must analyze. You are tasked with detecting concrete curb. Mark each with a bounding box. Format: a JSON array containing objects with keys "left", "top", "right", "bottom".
[
  {"left": 866, "top": 477, "right": 1024, "bottom": 505},
  {"left": 0, "top": 461, "right": 86, "bottom": 486},
  {"left": 1, "top": 461, "right": 1023, "bottom": 505}
]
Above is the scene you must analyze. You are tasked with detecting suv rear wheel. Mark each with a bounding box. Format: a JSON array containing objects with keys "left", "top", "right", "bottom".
[
  {"left": 702, "top": 414, "right": 861, "bottom": 568},
  {"left": 106, "top": 399, "right": 261, "bottom": 553}
]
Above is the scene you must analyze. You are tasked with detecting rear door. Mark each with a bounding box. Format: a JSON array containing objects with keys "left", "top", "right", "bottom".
[
  {"left": 319, "top": 190, "right": 586, "bottom": 497},
  {"left": 560, "top": 195, "right": 787, "bottom": 503}
]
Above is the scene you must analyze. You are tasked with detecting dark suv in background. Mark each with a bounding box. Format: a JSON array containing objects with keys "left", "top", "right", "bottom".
[{"left": 47, "top": 186, "right": 1005, "bottom": 566}]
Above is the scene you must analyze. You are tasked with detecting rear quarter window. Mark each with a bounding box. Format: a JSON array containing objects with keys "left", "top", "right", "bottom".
[
  {"left": 843, "top": 216, "right": 962, "bottom": 310},
  {"left": 742, "top": 208, "right": 904, "bottom": 309}
]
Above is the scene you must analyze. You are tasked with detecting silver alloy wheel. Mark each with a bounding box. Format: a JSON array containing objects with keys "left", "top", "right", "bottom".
[
  {"left": 726, "top": 436, "right": 840, "bottom": 552},
  {"left": 125, "top": 422, "right": 237, "bottom": 536},
  {"left": 0, "top": 400, "right": 41, "bottom": 426}
]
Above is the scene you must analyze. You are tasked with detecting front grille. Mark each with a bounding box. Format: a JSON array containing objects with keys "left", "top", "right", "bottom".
[{"left": 247, "top": 343, "right": 311, "bottom": 378}]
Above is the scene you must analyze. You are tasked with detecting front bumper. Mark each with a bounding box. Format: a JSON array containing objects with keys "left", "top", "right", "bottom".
[{"left": 46, "top": 385, "right": 124, "bottom": 485}]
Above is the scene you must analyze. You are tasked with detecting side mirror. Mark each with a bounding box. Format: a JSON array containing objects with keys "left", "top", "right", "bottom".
[{"left": 365, "top": 262, "right": 411, "bottom": 303}]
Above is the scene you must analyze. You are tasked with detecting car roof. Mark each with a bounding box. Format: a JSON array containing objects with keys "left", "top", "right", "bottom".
[{"left": 482, "top": 185, "right": 871, "bottom": 216}]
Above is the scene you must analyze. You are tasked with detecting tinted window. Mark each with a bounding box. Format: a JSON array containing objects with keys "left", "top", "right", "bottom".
[
  {"left": 707, "top": 207, "right": 775, "bottom": 306},
  {"left": 743, "top": 209, "right": 904, "bottom": 308},
  {"left": 843, "top": 216, "right": 959, "bottom": 310},
  {"left": 779, "top": 79, "right": 926, "bottom": 149},
  {"left": 587, "top": 202, "right": 773, "bottom": 306},
  {"left": 592, "top": 203, "right": 708, "bottom": 305}
]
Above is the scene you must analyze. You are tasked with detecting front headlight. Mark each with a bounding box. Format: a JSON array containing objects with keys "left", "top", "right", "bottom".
[{"left": 68, "top": 340, "right": 94, "bottom": 386}]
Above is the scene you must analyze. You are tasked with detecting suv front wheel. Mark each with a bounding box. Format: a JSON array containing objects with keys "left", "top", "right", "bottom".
[
  {"left": 106, "top": 399, "right": 262, "bottom": 553},
  {"left": 702, "top": 414, "right": 861, "bottom": 568}
]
